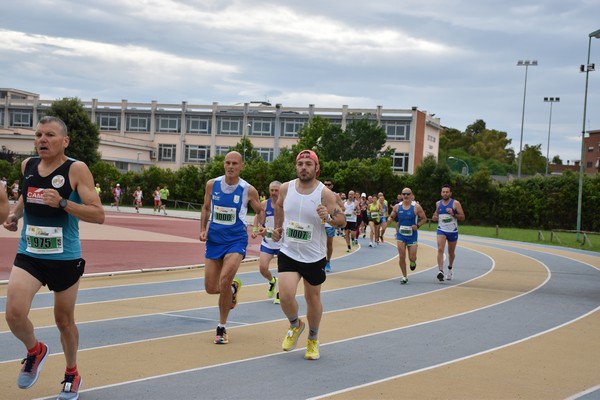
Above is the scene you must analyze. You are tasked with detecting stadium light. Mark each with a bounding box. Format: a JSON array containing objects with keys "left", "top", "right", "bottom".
[
  {"left": 516, "top": 60, "right": 538, "bottom": 178},
  {"left": 576, "top": 29, "right": 600, "bottom": 241},
  {"left": 543, "top": 97, "right": 560, "bottom": 175}
]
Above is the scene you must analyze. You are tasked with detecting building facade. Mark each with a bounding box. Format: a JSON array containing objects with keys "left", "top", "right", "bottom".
[{"left": 1, "top": 88, "right": 441, "bottom": 174}]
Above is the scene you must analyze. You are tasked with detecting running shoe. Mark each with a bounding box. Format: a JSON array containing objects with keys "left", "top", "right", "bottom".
[
  {"left": 273, "top": 292, "right": 280, "bottom": 304},
  {"left": 346, "top": 246, "right": 351, "bottom": 252},
  {"left": 18, "top": 342, "right": 49, "bottom": 389},
  {"left": 369, "top": 242, "right": 374, "bottom": 247},
  {"left": 400, "top": 277, "right": 408, "bottom": 285},
  {"left": 304, "top": 339, "right": 320, "bottom": 360},
  {"left": 57, "top": 374, "right": 82, "bottom": 400},
  {"left": 214, "top": 326, "right": 229, "bottom": 344},
  {"left": 267, "top": 277, "right": 277, "bottom": 298},
  {"left": 324, "top": 262, "right": 331, "bottom": 272},
  {"left": 282, "top": 319, "right": 305, "bottom": 351},
  {"left": 437, "top": 271, "right": 445, "bottom": 282},
  {"left": 231, "top": 278, "right": 242, "bottom": 309},
  {"left": 446, "top": 269, "right": 453, "bottom": 281},
  {"left": 410, "top": 261, "right": 417, "bottom": 271}
]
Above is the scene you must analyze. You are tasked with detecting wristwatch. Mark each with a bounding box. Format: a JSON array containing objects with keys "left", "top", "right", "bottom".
[{"left": 59, "top": 198, "right": 68, "bottom": 209}]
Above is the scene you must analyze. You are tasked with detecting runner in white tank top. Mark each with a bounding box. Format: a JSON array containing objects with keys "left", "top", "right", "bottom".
[{"left": 271, "top": 150, "right": 346, "bottom": 361}]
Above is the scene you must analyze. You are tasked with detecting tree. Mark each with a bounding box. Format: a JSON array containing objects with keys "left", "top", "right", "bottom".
[
  {"left": 44, "top": 97, "right": 101, "bottom": 165},
  {"left": 295, "top": 116, "right": 391, "bottom": 162},
  {"left": 551, "top": 155, "right": 563, "bottom": 165},
  {"left": 520, "top": 144, "right": 546, "bottom": 175}
]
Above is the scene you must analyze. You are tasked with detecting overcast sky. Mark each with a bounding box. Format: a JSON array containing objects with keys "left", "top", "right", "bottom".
[{"left": 2, "top": 0, "right": 599, "bottom": 163}]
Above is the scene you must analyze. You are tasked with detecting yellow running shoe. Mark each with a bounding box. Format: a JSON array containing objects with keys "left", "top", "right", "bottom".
[
  {"left": 282, "top": 319, "right": 305, "bottom": 351},
  {"left": 267, "top": 277, "right": 277, "bottom": 298},
  {"left": 304, "top": 339, "right": 320, "bottom": 360}
]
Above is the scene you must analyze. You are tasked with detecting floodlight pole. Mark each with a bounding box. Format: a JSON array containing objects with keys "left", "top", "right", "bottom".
[
  {"left": 576, "top": 29, "right": 600, "bottom": 241},
  {"left": 543, "top": 97, "right": 560, "bottom": 176},
  {"left": 516, "top": 60, "right": 537, "bottom": 178}
]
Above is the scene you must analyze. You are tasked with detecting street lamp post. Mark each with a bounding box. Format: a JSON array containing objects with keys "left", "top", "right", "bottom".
[
  {"left": 576, "top": 28, "right": 600, "bottom": 241},
  {"left": 543, "top": 97, "right": 560, "bottom": 176},
  {"left": 516, "top": 60, "right": 538, "bottom": 178},
  {"left": 448, "top": 156, "right": 469, "bottom": 176}
]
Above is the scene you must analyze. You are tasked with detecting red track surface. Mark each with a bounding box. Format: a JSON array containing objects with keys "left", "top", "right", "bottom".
[{"left": 0, "top": 212, "right": 262, "bottom": 280}]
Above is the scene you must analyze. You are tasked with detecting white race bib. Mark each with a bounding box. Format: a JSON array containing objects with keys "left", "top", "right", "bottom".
[
  {"left": 399, "top": 225, "right": 413, "bottom": 236},
  {"left": 26, "top": 225, "right": 64, "bottom": 254},
  {"left": 212, "top": 205, "right": 237, "bottom": 225},
  {"left": 285, "top": 220, "right": 314, "bottom": 243}
]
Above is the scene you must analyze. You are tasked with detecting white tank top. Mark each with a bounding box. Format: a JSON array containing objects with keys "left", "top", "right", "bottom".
[
  {"left": 344, "top": 200, "right": 357, "bottom": 222},
  {"left": 281, "top": 179, "right": 327, "bottom": 263}
]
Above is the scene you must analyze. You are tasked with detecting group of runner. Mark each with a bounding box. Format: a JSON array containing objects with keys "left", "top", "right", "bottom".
[
  {"left": 109, "top": 184, "right": 170, "bottom": 215},
  {"left": 1, "top": 115, "right": 465, "bottom": 399}
]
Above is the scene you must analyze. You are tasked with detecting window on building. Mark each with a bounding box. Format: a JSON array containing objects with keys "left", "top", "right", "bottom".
[
  {"left": 282, "top": 119, "right": 305, "bottom": 137},
  {"left": 250, "top": 119, "right": 273, "bottom": 136},
  {"left": 219, "top": 118, "right": 241, "bottom": 135},
  {"left": 187, "top": 117, "right": 210, "bottom": 134},
  {"left": 10, "top": 110, "right": 32, "bottom": 127},
  {"left": 114, "top": 161, "right": 128, "bottom": 171},
  {"left": 126, "top": 115, "right": 150, "bottom": 132},
  {"left": 96, "top": 114, "right": 120, "bottom": 131},
  {"left": 256, "top": 147, "right": 274, "bottom": 162},
  {"left": 384, "top": 121, "right": 410, "bottom": 140},
  {"left": 587, "top": 161, "right": 593, "bottom": 168},
  {"left": 0, "top": 110, "right": 4, "bottom": 126},
  {"left": 185, "top": 145, "right": 210, "bottom": 163},
  {"left": 391, "top": 153, "right": 409, "bottom": 172},
  {"left": 157, "top": 115, "right": 180, "bottom": 133},
  {"left": 215, "top": 146, "right": 230, "bottom": 156},
  {"left": 158, "top": 144, "right": 177, "bottom": 162},
  {"left": 588, "top": 146, "right": 594, "bottom": 152}
]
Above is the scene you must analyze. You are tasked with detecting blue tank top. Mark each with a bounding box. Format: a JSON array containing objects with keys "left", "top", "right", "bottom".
[
  {"left": 18, "top": 157, "right": 82, "bottom": 260},
  {"left": 262, "top": 198, "right": 282, "bottom": 250},
  {"left": 207, "top": 176, "right": 250, "bottom": 244},
  {"left": 437, "top": 198, "right": 458, "bottom": 232}
]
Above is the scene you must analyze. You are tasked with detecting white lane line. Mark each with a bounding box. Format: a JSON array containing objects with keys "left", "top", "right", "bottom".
[{"left": 308, "top": 306, "right": 599, "bottom": 400}]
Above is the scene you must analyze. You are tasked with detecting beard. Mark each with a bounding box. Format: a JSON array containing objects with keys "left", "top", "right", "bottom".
[{"left": 297, "top": 168, "right": 316, "bottom": 182}]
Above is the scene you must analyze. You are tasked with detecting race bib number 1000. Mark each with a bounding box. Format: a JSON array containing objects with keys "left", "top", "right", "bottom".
[
  {"left": 213, "top": 206, "right": 237, "bottom": 225},
  {"left": 26, "top": 225, "right": 64, "bottom": 254}
]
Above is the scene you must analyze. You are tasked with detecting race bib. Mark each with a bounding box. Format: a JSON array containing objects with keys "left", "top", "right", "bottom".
[
  {"left": 370, "top": 212, "right": 380, "bottom": 220},
  {"left": 399, "top": 225, "right": 413, "bottom": 236},
  {"left": 213, "top": 205, "right": 237, "bottom": 225},
  {"left": 25, "top": 225, "right": 63, "bottom": 254},
  {"left": 441, "top": 215, "right": 454, "bottom": 224},
  {"left": 285, "top": 220, "right": 313, "bottom": 243}
]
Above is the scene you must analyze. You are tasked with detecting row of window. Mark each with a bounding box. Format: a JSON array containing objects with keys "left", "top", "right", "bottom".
[
  {"left": 157, "top": 143, "right": 409, "bottom": 172},
  {"left": 1, "top": 109, "right": 412, "bottom": 140}
]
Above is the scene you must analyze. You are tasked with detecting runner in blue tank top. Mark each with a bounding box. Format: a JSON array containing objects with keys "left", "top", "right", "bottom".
[
  {"left": 432, "top": 184, "right": 465, "bottom": 282},
  {"left": 200, "top": 151, "right": 264, "bottom": 345},
  {"left": 387, "top": 188, "right": 427, "bottom": 284},
  {"left": 251, "top": 180, "right": 282, "bottom": 304},
  {"left": 3, "top": 116, "right": 104, "bottom": 399}
]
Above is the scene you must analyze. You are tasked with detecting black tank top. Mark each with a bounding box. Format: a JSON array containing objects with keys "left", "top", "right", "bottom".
[{"left": 21, "top": 157, "right": 75, "bottom": 219}]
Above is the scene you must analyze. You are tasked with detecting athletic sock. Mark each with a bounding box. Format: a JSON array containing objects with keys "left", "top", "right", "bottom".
[
  {"left": 27, "top": 341, "right": 41, "bottom": 356},
  {"left": 66, "top": 365, "right": 78, "bottom": 376},
  {"left": 308, "top": 328, "right": 319, "bottom": 340},
  {"left": 289, "top": 317, "right": 299, "bottom": 328}
]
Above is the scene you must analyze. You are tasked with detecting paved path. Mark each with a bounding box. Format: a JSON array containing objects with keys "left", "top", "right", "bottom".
[{"left": 0, "top": 208, "right": 598, "bottom": 399}]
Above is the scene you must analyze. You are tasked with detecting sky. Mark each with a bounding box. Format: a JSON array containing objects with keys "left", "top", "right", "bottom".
[{"left": 1, "top": 0, "right": 599, "bottom": 164}]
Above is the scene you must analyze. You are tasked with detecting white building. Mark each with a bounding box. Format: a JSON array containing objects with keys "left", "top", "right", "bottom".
[{"left": 1, "top": 88, "right": 441, "bottom": 173}]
